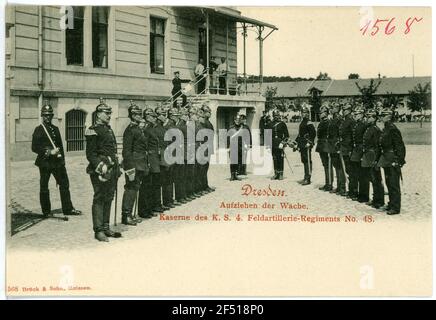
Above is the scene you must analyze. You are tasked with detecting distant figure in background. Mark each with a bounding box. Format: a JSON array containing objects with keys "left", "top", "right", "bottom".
[
  {"left": 239, "top": 114, "right": 252, "bottom": 176},
  {"left": 217, "top": 57, "right": 227, "bottom": 95},
  {"left": 259, "top": 110, "right": 270, "bottom": 146},
  {"left": 209, "top": 56, "right": 218, "bottom": 94},
  {"left": 194, "top": 58, "right": 206, "bottom": 94},
  {"left": 171, "top": 71, "right": 187, "bottom": 108}
]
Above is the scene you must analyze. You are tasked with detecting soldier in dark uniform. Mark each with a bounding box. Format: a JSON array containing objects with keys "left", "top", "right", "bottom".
[
  {"left": 228, "top": 114, "right": 249, "bottom": 181},
  {"left": 201, "top": 104, "right": 216, "bottom": 192},
  {"left": 259, "top": 110, "right": 270, "bottom": 146},
  {"left": 266, "top": 109, "right": 289, "bottom": 180},
  {"left": 85, "top": 98, "right": 121, "bottom": 242},
  {"left": 155, "top": 106, "right": 175, "bottom": 209},
  {"left": 376, "top": 108, "right": 406, "bottom": 215},
  {"left": 350, "top": 106, "right": 369, "bottom": 202},
  {"left": 120, "top": 102, "right": 148, "bottom": 226},
  {"left": 292, "top": 106, "right": 316, "bottom": 185},
  {"left": 138, "top": 107, "right": 164, "bottom": 217},
  {"left": 327, "top": 103, "right": 346, "bottom": 196},
  {"left": 316, "top": 105, "right": 333, "bottom": 191},
  {"left": 194, "top": 108, "right": 207, "bottom": 195},
  {"left": 31, "top": 102, "right": 81, "bottom": 218},
  {"left": 238, "top": 114, "right": 252, "bottom": 176},
  {"left": 168, "top": 108, "right": 187, "bottom": 204},
  {"left": 362, "top": 109, "right": 385, "bottom": 209},
  {"left": 184, "top": 107, "right": 200, "bottom": 196},
  {"left": 171, "top": 71, "right": 187, "bottom": 108},
  {"left": 338, "top": 103, "right": 355, "bottom": 196}
]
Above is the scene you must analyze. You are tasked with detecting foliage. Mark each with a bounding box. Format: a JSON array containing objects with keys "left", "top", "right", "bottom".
[{"left": 355, "top": 79, "right": 382, "bottom": 109}]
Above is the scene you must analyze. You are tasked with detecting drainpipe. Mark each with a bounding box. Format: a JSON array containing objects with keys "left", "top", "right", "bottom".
[{"left": 38, "top": 6, "right": 43, "bottom": 111}]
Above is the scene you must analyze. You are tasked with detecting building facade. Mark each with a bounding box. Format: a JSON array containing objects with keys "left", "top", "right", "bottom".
[{"left": 6, "top": 6, "right": 275, "bottom": 161}]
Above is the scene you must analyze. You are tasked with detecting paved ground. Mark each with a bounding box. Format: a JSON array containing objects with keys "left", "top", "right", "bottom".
[
  {"left": 7, "top": 144, "right": 431, "bottom": 250},
  {"left": 6, "top": 145, "right": 432, "bottom": 296}
]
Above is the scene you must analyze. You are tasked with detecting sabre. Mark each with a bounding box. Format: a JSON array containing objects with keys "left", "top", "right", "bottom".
[
  {"left": 307, "top": 147, "right": 312, "bottom": 176},
  {"left": 133, "top": 191, "right": 139, "bottom": 219},
  {"left": 327, "top": 153, "right": 332, "bottom": 186},
  {"left": 338, "top": 152, "right": 348, "bottom": 186},
  {"left": 41, "top": 123, "right": 62, "bottom": 158},
  {"left": 283, "top": 151, "right": 294, "bottom": 174},
  {"left": 114, "top": 174, "right": 118, "bottom": 226}
]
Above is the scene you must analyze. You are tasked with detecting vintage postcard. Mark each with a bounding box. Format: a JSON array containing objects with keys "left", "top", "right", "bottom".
[{"left": 3, "top": 3, "right": 432, "bottom": 297}]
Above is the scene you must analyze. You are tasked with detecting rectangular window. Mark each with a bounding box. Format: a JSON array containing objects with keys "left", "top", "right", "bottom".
[
  {"left": 92, "top": 7, "right": 109, "bottom": 68},
  {"left": 150, "top": 17, "right": 165, "bottom": 74},
  {"left": 65, "top": 6, "right": 84, "bottom": 65}
]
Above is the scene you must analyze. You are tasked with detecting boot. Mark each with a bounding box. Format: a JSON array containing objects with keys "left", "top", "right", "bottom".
[
  {"left": 104, "top": 230, "right": 122, "bottom": 238},
  {"left": 278, "top": 171, "right": 284, "bottom": 180},
  {"left": 270, "top": 171, "right": 278, "bottom": 180},
  {"left": 230, "top": 172, "right": 240, "bottom": 181},
  {"left": 95, "top": 231, "right": 109, "bottom": 242},
  {"left": 122, "top": 214, "right": 137, "bottom": 226},
  {"left": 301, "top": 179, "right": 311, "bottom": 185}
]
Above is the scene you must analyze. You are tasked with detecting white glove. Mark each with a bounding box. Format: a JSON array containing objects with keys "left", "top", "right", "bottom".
[
  {"left": 101, "top": 164, "right": 108, "bottom": 174},
  {"left": 50, "top": 148, "right": 60, "bottom": 155}
]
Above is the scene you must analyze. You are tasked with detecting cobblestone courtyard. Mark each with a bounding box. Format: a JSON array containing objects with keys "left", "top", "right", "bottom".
[
  {"left": 6, "top": 144, "right": 432, "bottom": 296},
  {"left": 7, "top": 145, "right": 431, "bottom": 250}
]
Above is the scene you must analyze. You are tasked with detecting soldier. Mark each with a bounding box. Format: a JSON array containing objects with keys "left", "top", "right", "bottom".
[
  {"left": 350, "top": 106, "right": 369, "bottom": 202},
  {"left": 316, "top": 105, "right": 333, "bottom": 191},
  {"left": 120, "top": 102, "right": 148, "bottom": 226},
  {"left": 138, "top": 107, "right": 164, "bottom": 217},
  {"left": 185, "top": 107, "right": 202, "bottom": 196},
  {"left": 259, "top": 110, "right": 270, "bottom": 146},
  {"left": 267, "top": 109, "right": 289, "bottom": 180},
  {"left": 362, "top": 109, "right": 385, "bottom": 209},
  {"left": 181, "top": 107, "right": 196, "bottom": 201},
  {"left": 85, "top": 98, "right": 121, "bottom": 242},
  {"left": 238, "top": 114, "right": 252, "bottom": 176},
  {"left": 376, "top": 108, "right": 406, "bottom": 215},
  {"left": 168, "top": 108, "right": 187, "bottom": 204},
  {"left": 201, "top": 104, "right": 216, "bottom": 192},
  {"left": 338, "top": 103, "right": 355, "bottom": 196},
  {"left": 327, "top": 103, "right": 346, "bottom": 196},
  {"left": 156, "top": 106, "right": 175, "bottom": 209},
  {"left": 31, "top": 102, "right": 81, "bottom": 218},
  {"left": 228, "top": 114, "right": 245, "bottom": 181},
  {"left": 291, "top": 106, "right": 316, "bottom": 185}
]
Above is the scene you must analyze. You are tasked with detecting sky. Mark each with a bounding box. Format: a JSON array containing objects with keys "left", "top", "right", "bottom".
[{"left": 236, "top": 6, "right": 431, "bottom": 79}]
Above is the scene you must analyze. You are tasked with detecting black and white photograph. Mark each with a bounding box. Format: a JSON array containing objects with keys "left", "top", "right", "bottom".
[{"left": 2, "top": 2, "right": 433, "bottom": 297}]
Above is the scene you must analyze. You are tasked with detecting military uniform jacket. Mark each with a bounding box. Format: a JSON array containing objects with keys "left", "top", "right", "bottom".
[
  {"left": 85, "top": 123, "right": 118, "bottom": 174},
  {"left": 185, "top": 120, "right": 197, "bottom": 163},
  {"left": 143, "top": 123, "right": 161, "bottom": 173},
  {"left": 122, "top": 122, "right": 149, "bottom": 172},
  {"left": 350, "top": 121, "right": 367, "bottom": 162},
  {"left": 376, "top": 122, "right": 406, "bottom": 168},
  {"left": 173, "top": 119, "right": 187, "bottom": 161},
  {"left": 361, "top": 124, "right": 381, "bottom": 168},
  {"left": 227, "top": 124, "right": 247, "bottom": 155},
  {"left": 296, "top": 119, "right": 316, "bottom": 151},
  {"left": 160, "top": 119, "right": 176, "bottom": 167},
  {"left": 338, "top": 115, "right": 354, "bottom": 154},
  {"left": 315, "top": 119, "right": 329, "bottom": 153},
  {"left": 326, "top": 116, "right": 341, "bottom": 153},
  {"left": 32, "top": 123, "right": 66, "bottom": 169},
  {"left": 267, "top": 120, "right": 289, "bottom": 150}
]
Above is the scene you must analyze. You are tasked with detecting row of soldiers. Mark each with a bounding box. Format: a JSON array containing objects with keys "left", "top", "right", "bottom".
[
  {"left": 85, "top": 99, "right": 216, "bottom": 241},
  {"left": 265, "top": 102, "right": 406, "bottom": 216}
]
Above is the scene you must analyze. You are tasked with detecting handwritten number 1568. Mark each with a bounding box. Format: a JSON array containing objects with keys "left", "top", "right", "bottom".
[{"left": 360, "top": 17, "right": 423, "bottom": 36}]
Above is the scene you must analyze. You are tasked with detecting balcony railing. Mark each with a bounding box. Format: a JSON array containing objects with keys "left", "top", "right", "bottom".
[{"left": 207, "top": 71, "right": 263, "bottom": 96}]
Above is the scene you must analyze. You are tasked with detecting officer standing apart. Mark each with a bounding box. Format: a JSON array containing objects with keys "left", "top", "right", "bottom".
[
  {"left": 85, "top": 98, "right": 121, "bottom": 242},
  {"left": 376, "top": 108, "right": 406, "bottom": 215},
  {"left": 228, "top": 114, "right": 247, "bottom": 181},
  {"left": 120, "top": 102, "right": 148, "bottom": 226},
  {"left": 361, "top": 109, "right": 385, "bottom": 209},
  {"left": 31, "top": 102, "right": 81, "bottom": 218},
  {"left": 238, "top": 114, "right": 252, "bottom": 176},
  {"left": 267, "top": 109, "right": 290, "bottom": 180},
  {"left": 293, "top": 106, "right": 316, "bottom": 185},
  {"left": 316, "top": 105, "right": 333, "bottom": 191},
  {"left": 171, "top": 71, "right": 188, "bottom": 108}
]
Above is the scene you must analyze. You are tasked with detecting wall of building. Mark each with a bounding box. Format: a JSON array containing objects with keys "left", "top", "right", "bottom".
[{"left": 8, "top": 5, "right": 239, "bottom": 161}]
